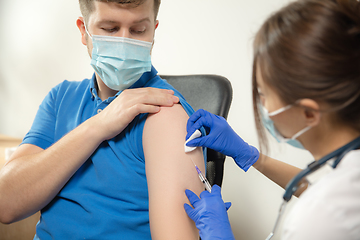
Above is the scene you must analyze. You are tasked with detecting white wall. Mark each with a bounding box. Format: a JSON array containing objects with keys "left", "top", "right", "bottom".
[{"left": 0, "top": 1, "right": 314, "bottom": 239}]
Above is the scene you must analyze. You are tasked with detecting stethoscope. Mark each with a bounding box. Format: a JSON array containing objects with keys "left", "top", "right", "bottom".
[{"left": 265, "top": 135, "right": 360, "bottom": 240}]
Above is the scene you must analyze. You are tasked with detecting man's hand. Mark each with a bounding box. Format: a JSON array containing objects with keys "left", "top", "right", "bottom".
[{"left": 93, "top": 87, "right": 179, "bottom": 140}]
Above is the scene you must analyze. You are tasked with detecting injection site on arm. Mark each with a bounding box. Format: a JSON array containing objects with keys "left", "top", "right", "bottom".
[{"left": 185, "top": 129, "right": 212, "bottom": 193}]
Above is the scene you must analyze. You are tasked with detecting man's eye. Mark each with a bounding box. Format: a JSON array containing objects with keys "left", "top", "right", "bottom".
[
  {"left": 131, "top": 27, "right": 146, "bottom": 34},
  {"left": 102, "top": 27, "right": 118, "bottom": 33}
]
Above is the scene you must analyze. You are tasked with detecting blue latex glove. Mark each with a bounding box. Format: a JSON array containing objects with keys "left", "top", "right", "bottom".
[
  {"left": 184, "top": 185, "right": 235, "bottom": 240},
  {"left": 186, "top": 109, "right": 260, "bottom": 172}
]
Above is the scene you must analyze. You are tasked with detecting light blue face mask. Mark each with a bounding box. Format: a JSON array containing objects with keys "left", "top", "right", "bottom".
[
  {"left": 86, "top": 26, "right": 152, "bottom": 91},
  {"left": 260, "top": 104, "right": 311, "bottom": 149}
]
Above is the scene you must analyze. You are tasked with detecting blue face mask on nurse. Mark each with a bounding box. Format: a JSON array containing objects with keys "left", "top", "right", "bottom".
[{"left": 258, "top": 91, "right": 312, "bottom": 150}]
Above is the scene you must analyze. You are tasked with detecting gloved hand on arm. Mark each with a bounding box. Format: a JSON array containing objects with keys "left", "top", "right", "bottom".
[
  {"left": 184, "top": 185, "right": 235, "bottom": 240},
  {"left": 186, "top": 109, "right": 260, "bottom": 171}
]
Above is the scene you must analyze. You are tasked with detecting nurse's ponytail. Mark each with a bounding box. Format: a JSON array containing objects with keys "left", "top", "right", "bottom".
[{"left": 252, "top": 0, "right": 360, "bottom": 151}]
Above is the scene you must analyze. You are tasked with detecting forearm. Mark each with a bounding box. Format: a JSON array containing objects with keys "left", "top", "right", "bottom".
[
  {"left": 253, "top": 153, "right": 307, "bottom": 197},
  {"left": 0, "top": 116, "right": 104, "bottom": 223}
]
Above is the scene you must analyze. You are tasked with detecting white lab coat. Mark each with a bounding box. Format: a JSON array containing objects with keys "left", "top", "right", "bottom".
[{"left": 282, "top": 149, "right": 360, "bottom": 240}]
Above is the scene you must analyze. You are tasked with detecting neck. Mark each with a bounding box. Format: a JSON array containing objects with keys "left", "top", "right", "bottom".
[
  {"left": 95, "top": 73, "right": 118, "bottom": 101},
  {"left": 303, "top": 124, "right": 360, "bottom": 160}
]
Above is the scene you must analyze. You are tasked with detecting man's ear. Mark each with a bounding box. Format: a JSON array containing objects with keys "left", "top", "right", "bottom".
[
  {"left": 150, "top": 20, "right": 159, "bottom": 54},
  {"left": 298, "top": 99, "right": 321, "bottom": 127},
  {"left": 76, "top": 17, "right": 87, "bottom": 46}
]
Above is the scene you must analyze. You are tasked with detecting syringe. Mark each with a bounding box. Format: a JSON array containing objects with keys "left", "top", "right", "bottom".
[
  {"left": 188, "top": 155, "right": 212, "bottom": 193},
  {"left": 195, "top": 165, "right": 212, "bottom": 193},
  {"left": 185, "top": 129, "right": 212, "bottom": 193}
]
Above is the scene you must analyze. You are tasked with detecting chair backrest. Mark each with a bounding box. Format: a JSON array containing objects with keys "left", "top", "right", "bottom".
[{"left": 161, "top": 75, "right": 233, "bottom": 187}]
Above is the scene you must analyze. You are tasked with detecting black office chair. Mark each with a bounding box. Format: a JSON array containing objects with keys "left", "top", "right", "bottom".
[{"left": 161, "top": 75, "right": 233, "bottom": 187}]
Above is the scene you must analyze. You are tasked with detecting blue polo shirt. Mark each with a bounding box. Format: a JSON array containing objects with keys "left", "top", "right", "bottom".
[{"left": 22, "top": 66, "right": 205, "bottom": 239}]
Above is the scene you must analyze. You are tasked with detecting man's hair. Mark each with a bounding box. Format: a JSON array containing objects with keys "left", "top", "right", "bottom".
[{"left": 79, "top": 0, "right": 161, "bottom": 23}]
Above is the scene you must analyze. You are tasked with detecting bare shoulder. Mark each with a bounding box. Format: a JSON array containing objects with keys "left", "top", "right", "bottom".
[
  {"left": 143, "top": 103, "right": 189, "bottom": 143},
  {"left": 143, "top": 103, "right": 202, "bottom": 167},
  {"left": 145, "top": 103, "right": 188, "bottom": 126}
]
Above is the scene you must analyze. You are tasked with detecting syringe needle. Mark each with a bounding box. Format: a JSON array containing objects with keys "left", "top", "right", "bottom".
[
  {"left": 187, "top": 153, "right": 212, "bottom": 192},
  {"left": 188, "top": 155, "right": 197, "bottom": 166}
]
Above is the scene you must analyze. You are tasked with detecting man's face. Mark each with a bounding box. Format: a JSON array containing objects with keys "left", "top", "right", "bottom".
[{"left": 84, "top": 0, "right": 158, "bottom": 56}]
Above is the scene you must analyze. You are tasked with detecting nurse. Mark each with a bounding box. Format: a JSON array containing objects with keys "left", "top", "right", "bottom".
[{"left": 184, "top": 0, "right": 360, "bottom": 239}]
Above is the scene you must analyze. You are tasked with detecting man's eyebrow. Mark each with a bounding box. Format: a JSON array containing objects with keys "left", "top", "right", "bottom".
[
  {"left": 133, "top": 17, "right": 151, "bottom": 24},
  {"left": 96, "top": 17, "right": 151, "bottom": 25},
  {"left": 96, "top": 20, "right": 120, "bottom": 25}
]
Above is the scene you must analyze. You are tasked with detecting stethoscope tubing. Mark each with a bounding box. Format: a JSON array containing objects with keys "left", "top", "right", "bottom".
[{"left": 283, "top": 135, "right": 360, "bottom": 202}]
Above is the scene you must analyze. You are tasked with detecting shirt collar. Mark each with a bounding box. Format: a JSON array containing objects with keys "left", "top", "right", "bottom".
[{"left": 89, "top": 73, "right": 98, "bottom": 100}]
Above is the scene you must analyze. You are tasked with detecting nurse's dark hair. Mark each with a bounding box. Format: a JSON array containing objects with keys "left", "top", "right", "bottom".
[
  {"left": 252, "top": 0, "right": 360, "bottom": 152},
  {"left": 79, "top": 0, "right": 161, "bottom": 23}
]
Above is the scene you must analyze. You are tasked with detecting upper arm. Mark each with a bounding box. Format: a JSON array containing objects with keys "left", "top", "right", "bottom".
[
  {"left": 143, "top": 104, "right": 204, "bottom": 240},
  {"left": 22, "top": 88, "right": 58, "bottom": 150}
]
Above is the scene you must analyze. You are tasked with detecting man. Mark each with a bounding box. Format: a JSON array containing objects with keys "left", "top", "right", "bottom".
[{"left": 0, "top": 0, "right": 205, "bottom": 239}]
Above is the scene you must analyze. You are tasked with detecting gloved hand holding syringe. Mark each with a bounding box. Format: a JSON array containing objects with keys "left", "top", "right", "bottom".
[{"left": 184, "top": 130, "right": 212, "bottom": 193}]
